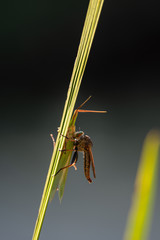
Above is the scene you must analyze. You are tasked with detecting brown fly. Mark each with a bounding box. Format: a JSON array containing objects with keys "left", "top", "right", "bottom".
[
  {"left": 55, "top": 132, "right": 96, "bottom": 183},
  {"left": 54, "top": 96, "right": 106, "bottom": 183}
]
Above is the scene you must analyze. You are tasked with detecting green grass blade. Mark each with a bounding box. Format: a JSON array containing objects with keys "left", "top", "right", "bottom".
[
  {"left": 57, "top": 0, "right": 104, "bottom": 202},
  {"left": 123, "top": 130, "right": 160, "bottom": 240},
  {"left": 32, "top": 1, "right": 104, "bottom": 239}
]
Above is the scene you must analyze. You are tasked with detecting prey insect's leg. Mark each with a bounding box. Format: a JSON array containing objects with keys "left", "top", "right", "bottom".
[{"left": 50, "top": 134, "right": 56, "bottom": 148}]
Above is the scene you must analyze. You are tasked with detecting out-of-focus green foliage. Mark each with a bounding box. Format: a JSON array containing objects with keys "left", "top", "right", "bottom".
[{"left": 124, "top": 130, "right": 160, "bottom": 240}]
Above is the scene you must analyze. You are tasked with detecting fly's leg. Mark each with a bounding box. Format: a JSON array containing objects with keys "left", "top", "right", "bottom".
[
  {"left": 54, "top": 148, "right": 78, "bottom": 176},
  {"left": 60, "top": 133, "right": 75, "bottom": 141},
  {"left": 59, "top": 133, "right": 75, "bottom": 153},
  {"left": 59, "top": 149, "right": 74, "bottom": 152},
  {"left": 70, "top": 148, "right": 78, "bottom": 170},
  {"left": 54, "top": 162, "right": 76, "bottom": 176}
]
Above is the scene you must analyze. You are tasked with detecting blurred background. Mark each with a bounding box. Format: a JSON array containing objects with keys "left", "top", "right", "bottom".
[{"left": 0, "top": 0, "right": 160, "bottom": 239}]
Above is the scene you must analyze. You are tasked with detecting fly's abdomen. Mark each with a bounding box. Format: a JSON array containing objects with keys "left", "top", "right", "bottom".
[{"left": 83, "top": 150, "right": 92, "bottom": 183}]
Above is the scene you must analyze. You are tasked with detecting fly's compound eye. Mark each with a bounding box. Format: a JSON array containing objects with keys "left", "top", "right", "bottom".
[{"left": 74, "top": 131, "right": 84, "bottom": 139}]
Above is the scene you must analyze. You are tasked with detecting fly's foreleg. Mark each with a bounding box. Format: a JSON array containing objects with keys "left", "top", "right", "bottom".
[
  {"left": 59, "top": 133, "right": 75, "bottom": 154},
  {"left": 60, "top": 133, "right": 75, "bottom": 141}
]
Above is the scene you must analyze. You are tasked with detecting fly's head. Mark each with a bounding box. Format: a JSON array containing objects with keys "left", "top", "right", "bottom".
[{"left": 73, "top": 130, "right": 84, "bottom": 140}]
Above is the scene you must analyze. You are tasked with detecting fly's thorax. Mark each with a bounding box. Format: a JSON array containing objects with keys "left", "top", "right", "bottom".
[{"left": 75, "top": 134, "right": 93, "bottom": 152}]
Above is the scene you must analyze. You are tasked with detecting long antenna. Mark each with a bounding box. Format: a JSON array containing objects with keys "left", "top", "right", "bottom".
[
  {"left": 76, "top": 96, "right": 92, "bottom": 110},
  {"left": 77, "top": 109, "right": 107, "bottom": 113},
  {"left": 76, "top": 96, "right": 107, "bottom": 113}
]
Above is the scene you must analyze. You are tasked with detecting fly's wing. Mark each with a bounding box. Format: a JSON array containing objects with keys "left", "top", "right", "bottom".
[{"left": 88, "top": 147, "right": 96, "bottom": 178}]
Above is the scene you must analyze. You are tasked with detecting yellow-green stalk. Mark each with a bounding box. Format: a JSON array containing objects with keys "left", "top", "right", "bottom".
[{"left": 32, "top": 1, "right": 104, "bottom": 239}]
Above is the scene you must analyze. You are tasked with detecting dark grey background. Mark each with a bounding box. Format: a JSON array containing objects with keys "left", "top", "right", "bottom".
[{"left": 1, "top": 0, "right": 160, "bottom": 239}]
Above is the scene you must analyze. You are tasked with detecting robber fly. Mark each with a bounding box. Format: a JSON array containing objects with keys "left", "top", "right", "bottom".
[
  {"left": 55, "top": 132, "right": 96, "bottom": 183},
  {"left": 54, "top": 96, "right": 106, "bottom": 183},
  {"left": 50, "top": 96, "right": 106, "bottom": 201}
]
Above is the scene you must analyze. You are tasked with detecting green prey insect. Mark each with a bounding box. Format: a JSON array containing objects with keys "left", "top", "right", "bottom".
[{"left": 50, "top": 96, "right": 106, "bottom": 201}]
